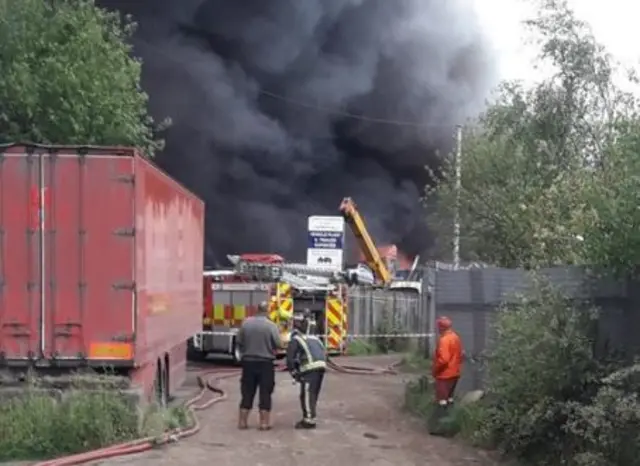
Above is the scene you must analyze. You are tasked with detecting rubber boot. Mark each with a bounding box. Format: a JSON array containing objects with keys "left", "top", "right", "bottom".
[
  {"left": 258, "top": 410, "right": 272, "bottom": 431},
  {"left": 238, "top": 409, "right": 250, "bottom": 430},
  {"left": 428, "top": 402, "right": 450, "bottom": 436},
  {"left": 295, "top": 419, "right": 316, "bottom": 429}
]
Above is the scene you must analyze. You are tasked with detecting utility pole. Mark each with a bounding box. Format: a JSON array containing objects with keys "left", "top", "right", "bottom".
[{"left": 453, "top": 124, "right": 462, "bottom": 270}]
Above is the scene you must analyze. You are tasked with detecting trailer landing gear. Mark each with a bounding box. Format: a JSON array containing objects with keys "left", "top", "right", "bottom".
[{"left": 154, "top": 361, "right": 168, "bottom": 408}]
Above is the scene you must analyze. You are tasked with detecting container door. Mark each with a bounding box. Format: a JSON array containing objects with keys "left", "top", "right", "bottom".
[
  {"left": 0, "top": 153, "right": 42, "bottom": 360},
  {"left": 43, "top": 153, "right": 136, "bottom": 361}
]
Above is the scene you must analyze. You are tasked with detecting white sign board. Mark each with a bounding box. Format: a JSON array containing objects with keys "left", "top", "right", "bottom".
[{"left": 306, "top": 216, "right": 345, "bottom": 270}]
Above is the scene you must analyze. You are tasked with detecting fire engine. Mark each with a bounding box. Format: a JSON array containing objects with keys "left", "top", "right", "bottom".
[{"left": 188, "top": 254, "right": 348, "bottom": 362}]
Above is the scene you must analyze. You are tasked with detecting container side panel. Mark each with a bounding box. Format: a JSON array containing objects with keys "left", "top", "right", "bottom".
[
  {"left": 44, "top": 154, "right": 135, "bottom": 360},
  {"left": 135, "top": 156, "right": 204, "bottom": 365},
  {"left": 0, "top": 154, "right": 41, "bottom": 359}
]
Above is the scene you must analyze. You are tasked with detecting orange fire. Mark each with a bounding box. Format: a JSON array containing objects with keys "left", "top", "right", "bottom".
[{"left": 358, "top": 244, "right": 414, "bottom": 270}]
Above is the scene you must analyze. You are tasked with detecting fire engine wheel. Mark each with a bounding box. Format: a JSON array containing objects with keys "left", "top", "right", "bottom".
[
  {"left": 232, "top": 339, "right": 242, "bottom": 365},
  {"left": 154, "top": 361, "right": 168, "bottom": 408},
  {"left": 187, "top": 339, "right": 207, "bottom": 361}
]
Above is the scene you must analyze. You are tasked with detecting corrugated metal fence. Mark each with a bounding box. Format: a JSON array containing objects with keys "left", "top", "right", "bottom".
[
  {"left": 346, "top": 286, "right": 432, "bottom": 351},
  {"left": 338, "top": 265, "right": 640, "bottom": 394},
  {"left": 431, "top": 264, "right": 640, "bottom": 394}
]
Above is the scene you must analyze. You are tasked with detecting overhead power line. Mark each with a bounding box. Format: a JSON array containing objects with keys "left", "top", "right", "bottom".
[{"left": 259, "top": 89, "right": 456, "bottom": 128}]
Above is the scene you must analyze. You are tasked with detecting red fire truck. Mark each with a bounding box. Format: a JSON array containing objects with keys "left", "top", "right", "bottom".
[{"left": 188, "top": 254, "right": 348, "bottom": 362}]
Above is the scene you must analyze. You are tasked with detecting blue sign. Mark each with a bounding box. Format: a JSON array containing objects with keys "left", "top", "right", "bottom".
[{"left": 308, "top": 231, "right": 344, "bottom": 249}]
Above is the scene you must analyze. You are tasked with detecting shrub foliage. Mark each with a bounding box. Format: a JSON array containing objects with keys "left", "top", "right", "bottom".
[{"left": 477, "top": 278, "right": 606, "bottom": 464}]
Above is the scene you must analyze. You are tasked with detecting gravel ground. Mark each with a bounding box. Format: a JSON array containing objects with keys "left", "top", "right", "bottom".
[{"left": 89, "top": 356, "right": 497, "bottom": 466}]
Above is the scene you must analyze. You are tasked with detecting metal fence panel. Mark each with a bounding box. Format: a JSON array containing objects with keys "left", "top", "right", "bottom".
[
  {"left": 347, "top": 286, "right": 431, "bottom": 351},
  {"left": 431, "top": 264, "right": 638, "bottom": 393}
]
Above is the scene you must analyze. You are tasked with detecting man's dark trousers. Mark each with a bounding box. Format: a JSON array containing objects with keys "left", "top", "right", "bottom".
[
  {"left": 299, "top": 369, "right": 325, "bottom": 423},
  {"left": 240, "top": 359, "right": 275, "bottom": 411}
]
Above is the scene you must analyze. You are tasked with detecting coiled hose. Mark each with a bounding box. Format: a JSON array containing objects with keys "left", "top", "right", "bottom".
[{"left": 34, "top": 357, "right": 400, "bottom": 465}]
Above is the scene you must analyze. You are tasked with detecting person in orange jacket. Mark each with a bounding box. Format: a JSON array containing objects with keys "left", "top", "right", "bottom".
[{"left": 432, "top": 316, "right": 463, "bottom": 406}]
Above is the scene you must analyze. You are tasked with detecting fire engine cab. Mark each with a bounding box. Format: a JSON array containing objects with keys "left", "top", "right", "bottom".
[{"left": 188, "top": 254, "right": 348, "bottom": 363}]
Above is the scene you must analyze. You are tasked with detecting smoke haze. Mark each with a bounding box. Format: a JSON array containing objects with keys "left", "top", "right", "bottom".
[{"left": 99, "top": 0, "right": 497, "bottom": 265}]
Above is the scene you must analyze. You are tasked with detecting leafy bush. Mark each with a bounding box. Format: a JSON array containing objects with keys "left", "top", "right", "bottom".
[
  {"left": 400, "top": 351, "right": 431, "bottom": 373},
  {"left": 0, "top": 380, "right": 190, "bottom": 461},
  {"left": 404, "top": 375, "right": 435, "bottom": 419},
  {"left": 475, "top": 277, "right": 607, "bottom": 464},
  {"left": 404, "top": 276, "right": 640, "bottom": 466},
  {"left": 565, "top": 364, "right": 640, "bottom": 466}
]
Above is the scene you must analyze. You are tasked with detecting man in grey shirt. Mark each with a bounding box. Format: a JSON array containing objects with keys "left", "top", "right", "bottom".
[{"left": 236, "top": 301, "right": 281, "bottom": 431}]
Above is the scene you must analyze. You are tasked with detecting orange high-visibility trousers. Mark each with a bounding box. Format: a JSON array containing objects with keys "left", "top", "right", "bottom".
[{"left": 435, "top": 377, "right": 459, "bottom": 403}]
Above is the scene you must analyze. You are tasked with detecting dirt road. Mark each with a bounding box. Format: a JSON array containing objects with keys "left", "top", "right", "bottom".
[{"left": 93, "top": 356, "right": 495, "bottom": 466}]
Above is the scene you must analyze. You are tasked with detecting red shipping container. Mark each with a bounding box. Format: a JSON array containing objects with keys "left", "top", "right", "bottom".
[{"left": 0, "top": 144, "right": 204, "bottom": 403}]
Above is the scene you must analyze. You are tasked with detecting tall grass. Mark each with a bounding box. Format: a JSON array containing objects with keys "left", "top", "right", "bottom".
[
  {"left": 404, "top": 375, "right": 486, "bottom": 441},
  {"left": 0, "top": 378, "right": 189, "bottom": 462}
]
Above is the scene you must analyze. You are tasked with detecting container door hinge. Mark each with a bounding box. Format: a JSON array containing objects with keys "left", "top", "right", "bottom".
[
  {"left": 113, "top": 227, "right": 135, "bottom": 237},
  {"left": 112, "top": 281, "right": 136, "bottom": 291},
  {"left": 54, "top": 321, "right": 81, "bottom": 337}
]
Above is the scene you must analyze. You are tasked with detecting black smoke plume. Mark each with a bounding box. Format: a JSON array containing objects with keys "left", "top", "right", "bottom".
[{"left": 99, "top": 0, "right": 497, "bottom": 266}]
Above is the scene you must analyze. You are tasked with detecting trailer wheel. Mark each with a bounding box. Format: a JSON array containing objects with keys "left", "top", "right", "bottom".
[{"left": 154, "top": 362, "right": 168, "bottom": 408}]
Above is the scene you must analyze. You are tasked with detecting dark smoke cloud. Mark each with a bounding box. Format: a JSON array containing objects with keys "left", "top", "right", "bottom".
[{"left": 100, "top": 0, "right": 497, "bottom": 265}]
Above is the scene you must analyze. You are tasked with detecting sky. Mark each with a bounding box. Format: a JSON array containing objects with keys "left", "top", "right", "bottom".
[{"left": 473, "top": 0, "right": 640, "bottom": 84}]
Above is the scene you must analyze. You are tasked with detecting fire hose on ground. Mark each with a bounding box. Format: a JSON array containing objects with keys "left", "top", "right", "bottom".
[
  {"left": 34, "top": 367, "right": 242, "bottom": 466},
  {"left": 34, "top": 357, "right": 401, "bottom": 465},
  {"left": 327, "top": 357, "right": 401, "bottom": 375}
]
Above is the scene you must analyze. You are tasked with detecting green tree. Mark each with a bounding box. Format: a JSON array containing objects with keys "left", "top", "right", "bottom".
[
  {"left": 422, "top": 3, "right": 640, "bottom": 465},
  {"left": 0, "top": 0, "right": 162, "bottom": 154},
  {"left": 427, "top": 118, "right": 591, "bottom": 268},
  {"left": 427, "top": 0, "right": 639, "bottom": 269},
  {"left": 581, "top": 119, "right": 640, "bottom": 276}
]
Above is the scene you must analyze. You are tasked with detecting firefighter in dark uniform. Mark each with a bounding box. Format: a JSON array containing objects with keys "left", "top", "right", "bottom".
[{"left": 286, "top": 309, "right": 327, "bottom": 429}]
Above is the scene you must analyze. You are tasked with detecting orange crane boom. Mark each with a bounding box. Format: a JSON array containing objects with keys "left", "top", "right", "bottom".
[{"left": 339, "top": 197, "right": 392, "bottom": 285}]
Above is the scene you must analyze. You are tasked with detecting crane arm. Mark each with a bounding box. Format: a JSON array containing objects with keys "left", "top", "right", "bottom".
[{"left": 339, "top": 197, "right": 392, "bottom": 285}]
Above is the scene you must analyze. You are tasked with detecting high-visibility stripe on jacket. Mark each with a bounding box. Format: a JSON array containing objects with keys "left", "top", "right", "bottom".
[
  {"left": 433, "top": 329, "right": 463, "bottom": 380},
  {"left": 286, "top": 330, "right": 327, "bottom": 374}
]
